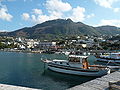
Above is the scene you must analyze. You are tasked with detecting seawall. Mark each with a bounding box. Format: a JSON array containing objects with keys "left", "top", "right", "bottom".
[
  {"left": 69, "top": 70, "right": 120, "bottom": 90},
  {"left": 0, "top": 84, "right": 40, "bottom": 90}
]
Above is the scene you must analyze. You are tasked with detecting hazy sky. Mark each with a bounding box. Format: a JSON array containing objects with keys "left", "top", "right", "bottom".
[{"left": 1, "top": 0, "right": 120, "bottom": 31}]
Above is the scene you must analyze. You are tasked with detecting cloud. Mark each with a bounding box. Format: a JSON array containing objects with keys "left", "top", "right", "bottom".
[
  {"left": 97, "top": 19, "right": 120, "bottom": 27},
  {"left": 86, "top": 13, "right": 95, "bottom": 19},
  {"left": 31, "top": 14, "right": 48, "bottom": 24},
  {"left": 94, "top": 0, "right": 120, "bottom": 13},
  {"left": 0, "top": 0, "right": 13, "bottom": 21},
  {"left": 0, "top": 7, "right": 13, "bottom": 21},
  {"left": 30, "top": 11, "right": 63, "bottom": 24},
  {"left": 23, "top": 0, "right": 32, "bottom": 2},
  {"left": 22, "top": 13, "right": 30, "bottom": 20},
  {"left": 94, "top": 0, "right": 119, "bottom": 8},
  {"left": 45, "top": 0, "right": 72, "bottom": 13},
  {"left": 0, "top": 30, "right": 8, "bottom": 32},
  {"left": 32, "top": 9, "right": 42, "bottom": 15},
  {"left": 44, "top": 0, "right": 72, "bottom": 21},
  {"left": 69, "top": 6, "right": 85, "bottom": 22},
  {"left": 22, "top": 0, "right": 87, "bottom": 24},
  {"left": 113, "top": 8, "right": 120, "bottom": 13}
]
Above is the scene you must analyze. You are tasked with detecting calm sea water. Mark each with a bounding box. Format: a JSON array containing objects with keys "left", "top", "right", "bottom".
[{"left": 0, "top": 51, "right": 96, "bottom": 90}]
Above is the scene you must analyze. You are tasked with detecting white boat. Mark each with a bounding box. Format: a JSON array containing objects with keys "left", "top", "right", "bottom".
[
  {"left": 62, "top": 51, "right": 71, "bottom": 55},
  {"left": 42, "top": 55, "right": 110, "bottom": 76},
  {"left": 96, "top": 52, "right": 120, "bottom": 63}
]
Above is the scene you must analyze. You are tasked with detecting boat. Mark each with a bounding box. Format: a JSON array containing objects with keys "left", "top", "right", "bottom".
[
  {"left": 42, "top": 50, "right": 55, "bottom": 54},
  {"left": 94, "top": 60, "right": 120, "bottom": 72},
  {"left": 42, "top": 55, "right": 110, "bottom": 76},
  {"left": 62, "top": 51, "right": 71, "bottom": 55},
  {"left": 95, "top": 52, "right": 120, "bottom": 63}
]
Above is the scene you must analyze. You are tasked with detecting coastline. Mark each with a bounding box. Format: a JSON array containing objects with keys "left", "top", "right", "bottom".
[{"left": 0, "top": 49, "right": 43, "bottom": 54}]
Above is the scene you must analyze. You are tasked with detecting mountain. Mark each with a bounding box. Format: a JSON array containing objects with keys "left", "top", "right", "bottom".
[
  {"left": 1, "top": 19, "right": 120, "bottom": 39},
  {"left": 109, "top": 35, "right": 120, "bottom": 40},
  {"left": 96, "top": 25, "right": 120, "bottom": 35}
]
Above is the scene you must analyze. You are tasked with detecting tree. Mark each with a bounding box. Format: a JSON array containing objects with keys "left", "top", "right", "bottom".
[{"left": 0, "top": 42, "right": 7, "bottom": 49}]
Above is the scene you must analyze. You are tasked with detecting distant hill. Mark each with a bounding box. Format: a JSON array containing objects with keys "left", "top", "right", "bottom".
[
  {"left": 108, "top": 35, "right": 120, "bottom": 40},
  {"left": 1, "top": 19, "right": 120, "bottom": 39},
  {"left": 96, "top": 25, "right": 120, "bottom": 35}
]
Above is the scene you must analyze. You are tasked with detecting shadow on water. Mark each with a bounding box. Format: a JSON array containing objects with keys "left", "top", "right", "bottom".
[{"left": 42, "top": 69, "right": 97, "bottom": 90}]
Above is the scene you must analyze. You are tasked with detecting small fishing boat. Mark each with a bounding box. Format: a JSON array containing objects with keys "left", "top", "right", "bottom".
[
  {"left": 94, "top": 60, "right": 120, "bottom": 72},
  {"left": 95, "top": 52, "right": 120, "bottom": 63},
  {"left": 42, "top": 55, "right": 110, "bottom": 76}
]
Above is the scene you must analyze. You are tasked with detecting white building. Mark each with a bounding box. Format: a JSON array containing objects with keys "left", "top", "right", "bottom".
[{"left": 39, "top": 41, "right": 56, "bottom": 48}]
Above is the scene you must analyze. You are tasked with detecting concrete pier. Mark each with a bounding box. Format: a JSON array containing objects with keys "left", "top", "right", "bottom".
[
  {"left": 0, "top": 84, "right": 40, "bottom": 90},
  {"left": 69, "top": 71, "right": 120, "bottom": 90}
]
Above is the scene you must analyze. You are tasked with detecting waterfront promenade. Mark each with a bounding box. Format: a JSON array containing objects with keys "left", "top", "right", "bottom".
[{"left": 69, "top": 70, "right": 120, "bottom": 90}]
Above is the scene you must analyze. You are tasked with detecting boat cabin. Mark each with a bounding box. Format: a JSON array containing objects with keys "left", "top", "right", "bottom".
[
  {"left": 52, "top": 59, "right": 70, "bottom": 66},
  {"left": 68, "top": 55, "right": 88, "bottom": 63}
]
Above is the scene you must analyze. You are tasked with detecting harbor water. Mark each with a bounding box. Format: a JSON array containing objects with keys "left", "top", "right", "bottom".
[{"left": 0, "top": 51, "right": 96, "bottom": 90}]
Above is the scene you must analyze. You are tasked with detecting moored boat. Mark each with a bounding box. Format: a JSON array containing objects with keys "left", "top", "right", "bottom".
[
  {"left": 95, "top": 52, "right": 120, "bottom": 63},
  {"left": 94, "top": 60, "right": 120, "bottom": 72},
  {"left": 42, "top": 55, "right": 110, "bottom": 76}
]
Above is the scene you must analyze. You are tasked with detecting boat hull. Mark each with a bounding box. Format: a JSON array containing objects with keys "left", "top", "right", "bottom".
[
  {"left": 48, "top": 64, "right": 108, "bottom": 76},
  {"left": 96, "top": 58, "right": 120, "bottom": 63}
]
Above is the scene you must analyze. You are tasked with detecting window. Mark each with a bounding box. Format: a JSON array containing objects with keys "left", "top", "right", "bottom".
[{"left": 67, "top": 63, "right": 69, "bottom": 65}]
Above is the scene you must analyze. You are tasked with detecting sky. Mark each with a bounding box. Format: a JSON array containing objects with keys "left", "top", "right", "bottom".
[{"left": 1, "top": 0, "right": 120, "bottom": 31}]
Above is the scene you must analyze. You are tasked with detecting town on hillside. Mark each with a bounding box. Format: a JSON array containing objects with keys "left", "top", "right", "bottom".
[{"left": 0, "top": 34, "right": 120, "bottom": 54}]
